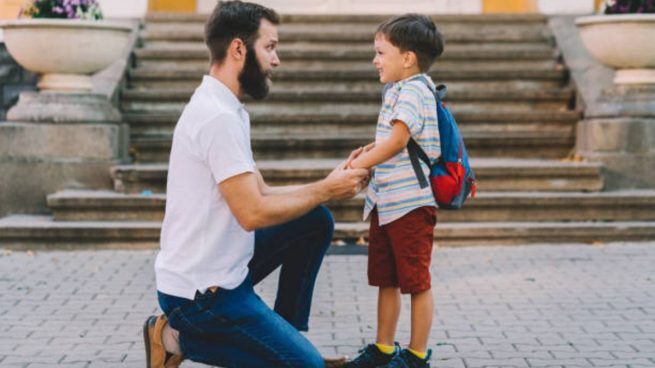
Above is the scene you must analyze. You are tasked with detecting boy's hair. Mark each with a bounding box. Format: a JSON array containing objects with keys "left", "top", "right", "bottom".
[
  {"left": 205, "top": 1, "right": 280, "bottom": 64},
  {"left": 376, "top": 14, "right": 444, "bottom": 72}
]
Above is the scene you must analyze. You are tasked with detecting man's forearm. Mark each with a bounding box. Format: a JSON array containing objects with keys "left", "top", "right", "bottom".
[
  {"left": 249, "top": 181, "right": 331, "bottom": 230},
  {"left": 261, "top": 184, "right": 305, "bottom": 196}
]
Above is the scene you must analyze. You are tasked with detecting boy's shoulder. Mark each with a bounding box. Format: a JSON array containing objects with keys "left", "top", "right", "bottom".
[{"left": 402, "top": 76, "right": 435, "bottom": 96}]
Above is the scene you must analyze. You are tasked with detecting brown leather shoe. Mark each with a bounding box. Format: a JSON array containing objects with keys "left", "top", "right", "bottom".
[
  {"left": 143, "top": 315, "right": 183, "bottom": 368},
  {"left": 324, "top": 355, "right": 348, "bottom": 368}
]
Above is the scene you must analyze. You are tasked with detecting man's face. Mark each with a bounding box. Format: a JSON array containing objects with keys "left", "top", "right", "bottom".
[{"left": 239, "top": 19, "right": 280, "bottom": 100}]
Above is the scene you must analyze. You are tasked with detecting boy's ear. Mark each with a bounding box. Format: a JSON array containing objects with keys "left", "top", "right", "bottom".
[{"left": 403, "top": 51, "right": 418, "bottom": 69}]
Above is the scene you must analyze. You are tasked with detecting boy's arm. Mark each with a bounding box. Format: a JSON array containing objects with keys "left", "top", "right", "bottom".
[{"left": 349, "top": 120, "right": 412, "bottom": 169}]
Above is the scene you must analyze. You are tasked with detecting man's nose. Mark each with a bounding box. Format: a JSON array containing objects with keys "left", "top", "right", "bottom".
[{"left": 271, "top": 51, "right": 280, "bottom": 67}]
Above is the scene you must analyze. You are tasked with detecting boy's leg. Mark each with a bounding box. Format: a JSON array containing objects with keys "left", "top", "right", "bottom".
[
  {"left": 343, "top": 208, "right": 398, "bottom": 367},
  {"left": 409, "top": 288, "right": 434, "bottom": 353},
  {"left": 376, "top": 287, "right": 401, "bottom": 346},
  {"left": 385, "top": 206, "right": 437, "bottom": 357},
  {"left": 160, "top": 277, "right": 324, "bottom": 368},
  {"left": 249, "top": 205, "right": 334, "bottom": 331}
]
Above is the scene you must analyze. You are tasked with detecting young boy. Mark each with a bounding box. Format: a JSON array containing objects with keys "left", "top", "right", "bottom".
[{"left": 344, "top": 14, "right": 444, "bottom": 368}]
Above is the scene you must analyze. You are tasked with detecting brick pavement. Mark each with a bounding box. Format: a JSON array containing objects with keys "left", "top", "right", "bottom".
[{"left": 1, "top": 242, "right": 654, "bottom": 367}]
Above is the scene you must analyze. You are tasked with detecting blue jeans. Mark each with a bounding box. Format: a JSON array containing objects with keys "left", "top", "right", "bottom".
[{"left": 158, "top": 205, "right": 334, "bottom": 368}]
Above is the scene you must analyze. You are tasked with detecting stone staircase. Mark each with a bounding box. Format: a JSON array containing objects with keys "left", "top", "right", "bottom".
[{"left": 2, "top": 13, "right": 655, "bottom": 249}]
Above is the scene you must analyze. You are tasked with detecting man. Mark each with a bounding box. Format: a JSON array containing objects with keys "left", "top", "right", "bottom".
[{"left": 142, "top": 1, "right": 370, "bottom": 367}]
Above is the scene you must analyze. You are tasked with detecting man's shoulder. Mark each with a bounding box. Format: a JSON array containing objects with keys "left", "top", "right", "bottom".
[{"left": 178, "top": 96, "right": 242, "bottom": 134}]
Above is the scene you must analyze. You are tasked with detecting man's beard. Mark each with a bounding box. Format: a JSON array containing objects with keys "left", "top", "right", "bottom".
[{"left": 238, "top": 46, "right": 271, "bottom": 101}]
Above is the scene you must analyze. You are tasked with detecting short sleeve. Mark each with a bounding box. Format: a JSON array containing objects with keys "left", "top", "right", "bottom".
[
  {"left": 195, "top": 112, "right": 255, "bottom": 184},
  {"left": 389, "top": 83, "right": 424, "bottom": 138}
]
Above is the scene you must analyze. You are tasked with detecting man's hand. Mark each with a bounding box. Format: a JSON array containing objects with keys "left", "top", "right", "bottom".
[
  {"left": 322, "top": 161, "right": 370, "bottom": 201},
  {"left": 323, "top": 168, "right": 369, "bottom": 200}
]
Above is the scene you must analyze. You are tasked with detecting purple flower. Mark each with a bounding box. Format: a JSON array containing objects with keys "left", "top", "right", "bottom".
[{"left": 23, "top": 0, "right": 103, "bottom": 19}]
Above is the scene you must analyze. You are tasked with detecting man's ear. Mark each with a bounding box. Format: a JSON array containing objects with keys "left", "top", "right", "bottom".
[
  {"left": 228, "top": 38, "right": 246, "bottom": 62},
  {"left": 403, "top": 51, "right": 418, "bottom": 69}
]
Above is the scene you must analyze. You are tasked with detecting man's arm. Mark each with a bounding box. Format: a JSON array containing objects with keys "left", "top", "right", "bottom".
[
  {"left": 254, "top": 169, "right": 304, "bottom": 196},
  {"left": 220, "top": 152, "right": 369, "bottom": 231},
  {"left": 349, "top": 121, "right": 411, "bottom": 169}
]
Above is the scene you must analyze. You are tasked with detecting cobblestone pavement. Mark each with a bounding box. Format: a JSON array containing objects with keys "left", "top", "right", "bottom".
[{"left": 1, "top": 242, "right": 654, "bottom": 367}]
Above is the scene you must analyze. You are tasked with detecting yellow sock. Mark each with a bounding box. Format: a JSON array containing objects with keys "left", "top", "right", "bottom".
[
  {"left": 408, "top": 348, "right": 427, "bottom": 359},
  {"left": 375, "top": 343, "right": 396, "bottom": 355}
]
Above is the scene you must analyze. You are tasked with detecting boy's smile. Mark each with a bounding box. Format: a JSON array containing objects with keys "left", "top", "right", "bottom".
[{"left": 373, "top": 34, "right": 421, "bottom": 84}]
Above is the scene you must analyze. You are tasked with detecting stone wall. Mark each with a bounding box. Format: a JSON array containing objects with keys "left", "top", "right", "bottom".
[{"left": 0, "top": 43, "right": 37, "bottom": 121}]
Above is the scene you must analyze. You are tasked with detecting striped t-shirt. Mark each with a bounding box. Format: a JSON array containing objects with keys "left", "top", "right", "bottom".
[{"left": 363, "top": 73, "right": 441, "bottom": 226}]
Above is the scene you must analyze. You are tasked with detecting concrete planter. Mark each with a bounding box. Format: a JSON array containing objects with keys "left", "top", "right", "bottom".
[
  {"left": 0, "top": 19, "right": 131, "bottom": 92},
  {"left": 576, "top": 14, "right": 655, "bottom": 84}
]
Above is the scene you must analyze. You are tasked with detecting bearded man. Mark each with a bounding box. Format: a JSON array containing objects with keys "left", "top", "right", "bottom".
[{"left": 142, "top": 1, "right": 369, "bottom": 367}]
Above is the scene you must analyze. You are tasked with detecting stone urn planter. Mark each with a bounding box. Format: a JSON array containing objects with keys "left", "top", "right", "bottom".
[
  {"left": 576, "top": 14, "right": 655, "bottom": 84},
  {"left": 0, "top": 19, "right": 131, "bottom": 92},
  {"left": 0, "top": 19, "right": 132, "bottom": 123}
]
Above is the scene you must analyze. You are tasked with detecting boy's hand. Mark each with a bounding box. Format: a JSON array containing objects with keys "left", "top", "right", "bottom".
[
  {"left": 344, "top": 146, "right": 364, "bottom": 170},
  {"left": 363, "top": 142, "right": 375, "bottom": 152}
]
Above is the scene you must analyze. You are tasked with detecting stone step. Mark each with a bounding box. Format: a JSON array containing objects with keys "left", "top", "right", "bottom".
[
  {"left": 122, "top": 101, "right": 569, "bottom": 117},
  {"left": 4, "top": 214, "right": 653, "bottom": 249},
  {"left": 44, "top": 190, "right": 655, "bottom": 223},
  {"left": 128, "top": 65, "right": 565, "bottom": 82},
  {"left": 141, "top": 23, "right": 551, "bottom": 43},
  {"left": 144, "top": 13, "right": 549, "bottom": 25},
  {"left": 335, "top": 221, "right": 655, "bottom": 246},
  {"left": 137, "top": 59, "right": 560, "bottom": 72},
  {"left": 2, "top": 215, "right": 653, "bottom": 249},
  {"left": 124, "top": 109, "right": 580, "bottom": 138},
  {"left": 135, "top": 43, "right": 558, "bottom": 62},
  {"left": 121, "top": 86, "right": 573, "bottom": 104},
  {"left": 111, "top": 158, "right": 603, "bottom": 194},
  {"left": 130, "top": 130, "right": 574, "bottom": 162},
  {"left": 128, "top": 79, "right": 568, "bottom": 93}
]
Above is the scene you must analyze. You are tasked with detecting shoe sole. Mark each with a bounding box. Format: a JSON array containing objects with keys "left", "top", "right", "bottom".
[{"left": 143, "top": 316, "right": 155, "bottom": 368}]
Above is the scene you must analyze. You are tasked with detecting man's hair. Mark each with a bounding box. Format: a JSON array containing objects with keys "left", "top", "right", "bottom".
[
  {"left": 376, "top": 14, "right": 444, "bottom": 72},
  {"left": 204, "top": 1, "right": 280, "bottom": 64}
]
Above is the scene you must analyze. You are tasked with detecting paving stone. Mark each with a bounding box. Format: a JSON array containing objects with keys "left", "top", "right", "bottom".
[{"left": 0, "top": 243, "right": 654, "bottom": 366}]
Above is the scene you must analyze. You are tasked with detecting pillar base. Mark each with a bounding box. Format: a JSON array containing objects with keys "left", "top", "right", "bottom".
[{"left": 6, "top": 91, "right": 121, "bottom": 124}]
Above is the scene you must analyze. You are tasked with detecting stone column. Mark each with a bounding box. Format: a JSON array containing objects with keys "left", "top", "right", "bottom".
[
  {"left": 576, "top": 85, "right": 655, "bottom": 189},
  {"left": 0, "top": 47, "right": 130, "bottom": 217},
  {"left": 549, "top": 16, "right": 655, "bottom": 190}
]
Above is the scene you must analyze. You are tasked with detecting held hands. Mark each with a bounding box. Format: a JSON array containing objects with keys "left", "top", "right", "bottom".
[
  {"left": 323, "top": 147, "right": 371, "bottom": 200},
  {"left": 345, "top": 143, "right": 375, "bottom": 169}
]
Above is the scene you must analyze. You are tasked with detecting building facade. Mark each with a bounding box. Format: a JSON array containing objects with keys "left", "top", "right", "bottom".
[{"left": 1, "top": 0, "right": 603, "bottom": 19}]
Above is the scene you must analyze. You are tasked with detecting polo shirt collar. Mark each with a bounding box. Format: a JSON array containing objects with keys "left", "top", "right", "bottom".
[{"left": 201, "top": 75, "right": 245, "bottom": 112}]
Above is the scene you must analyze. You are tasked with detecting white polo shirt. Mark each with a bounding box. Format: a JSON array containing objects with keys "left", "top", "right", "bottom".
[{"left": 155, "top": 75, "right": 256, "bottom": 300}]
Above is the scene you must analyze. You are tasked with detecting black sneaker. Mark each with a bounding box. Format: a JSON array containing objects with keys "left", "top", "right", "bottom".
[
  {"left": 343, "top": 343, "right": 399, "bottom": 368},
  {"left": 386, "top": 348, "right": 432, "bottom": 368}
]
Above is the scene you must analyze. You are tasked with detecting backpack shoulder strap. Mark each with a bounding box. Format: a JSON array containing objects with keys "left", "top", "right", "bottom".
[{"left": 407, "top": 138, "right": 431, "bottom": 189}]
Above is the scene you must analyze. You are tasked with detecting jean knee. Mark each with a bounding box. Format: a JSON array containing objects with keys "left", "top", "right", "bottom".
[{"left": 313, "top": 205, "right": 335, "bottom": 240}]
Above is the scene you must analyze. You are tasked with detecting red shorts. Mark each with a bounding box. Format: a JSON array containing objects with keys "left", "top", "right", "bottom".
[{"left": 368, "top": 206, "right": 437, "bottom": 294}]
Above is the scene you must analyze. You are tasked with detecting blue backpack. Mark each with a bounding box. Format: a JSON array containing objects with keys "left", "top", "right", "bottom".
[{"left": 389, "top": 76, "right": 477, "bottom": 209}]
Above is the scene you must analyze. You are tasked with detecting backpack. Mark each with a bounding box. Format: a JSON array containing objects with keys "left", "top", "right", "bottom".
[{"left": 385, "top": 76, "right": 476, "bottom": 209}]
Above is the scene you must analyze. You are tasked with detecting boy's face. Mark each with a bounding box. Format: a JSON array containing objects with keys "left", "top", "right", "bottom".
[{"left": 373, "top": 33, "right": 407, "bottom": 84}]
